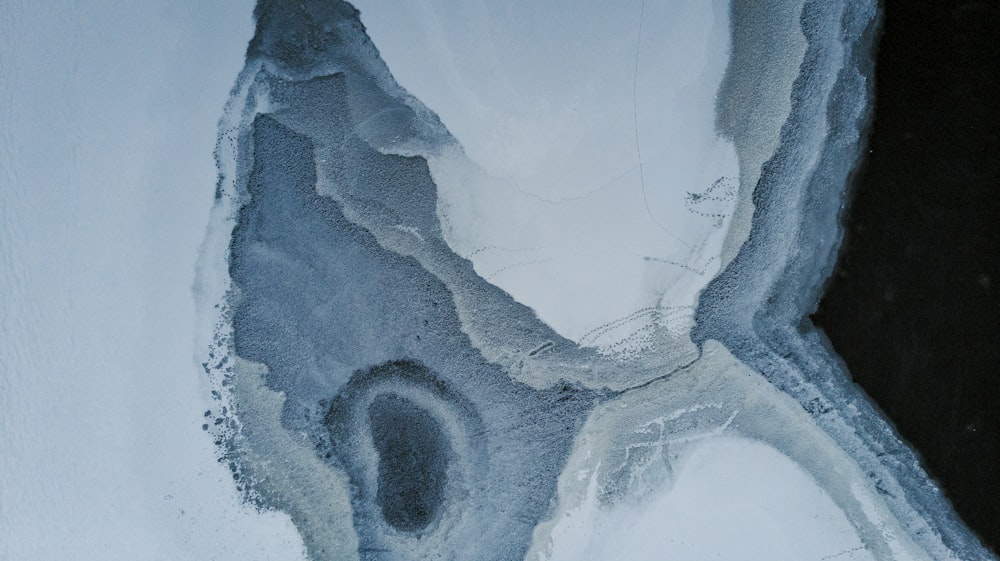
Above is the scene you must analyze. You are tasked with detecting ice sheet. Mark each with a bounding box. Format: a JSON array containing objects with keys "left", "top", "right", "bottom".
[
  {"left": 0, "top": 2, "right": 308, "bottom": 559},
  {"left": 200, "top": 2, "right": 994, "bottom": 561},
  {"left": 356, "top": 0, "right": 740, "bottom": 352},
  {"left": 3, "top": 1, "right": 996, "bottom": 560}
]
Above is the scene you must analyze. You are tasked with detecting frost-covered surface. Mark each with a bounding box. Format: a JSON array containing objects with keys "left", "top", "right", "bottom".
[
  {"left": 533, "top": 341, "right": 928, "bottom": 561},
  {"left": 353, "top": 0, "right": 739, "bottom": 353},
  {"left": 3, "top": 0, "right": 995, "bottom": 560},
  {"left": 198, "top": 1, "right": 996, "bottom": 561},
  {"left": 542, "top": 437, "right": 874, "bottom": 561},
  {"left": 693, "top": 2, "right": 995, "bottom": 560},
  {"left": 0, "top": 2, "right": 309, "bottom": 559}
]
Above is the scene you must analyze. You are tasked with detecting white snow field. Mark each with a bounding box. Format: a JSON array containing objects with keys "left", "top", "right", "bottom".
[
  {"left": 325, "top": 1, "right": 990, "bottom": 560},
  {"left": 0, "top": 2, "right": 308, "bottom": 560},
  {"left": 2, "top": 1, "right": 996, "bottom": 561},
  {"left": 355, "top": 0, "right": 741, "bottom": 353}
]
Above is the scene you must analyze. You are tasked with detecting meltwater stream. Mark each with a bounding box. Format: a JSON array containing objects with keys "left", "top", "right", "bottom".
[{"left": 197, "top": 1, "right": 997, "bottom": 560}]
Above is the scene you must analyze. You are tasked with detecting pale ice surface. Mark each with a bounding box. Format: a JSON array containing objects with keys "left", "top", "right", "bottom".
[
  {"left": 355, "top": 0, "right": 740, "bottom": 351},
  {"left": 0, "top": 2, "right": 307, "bottom": 559},
  {"left": 2, "top": 1, "right": 996, "bottom": 561},
  {"left": 339, "top": 1, "right": 992, "bottom": 560},
  {"left": 527, "top": 340, "right": 935, "bottom": 561},
  {"left": 543, "top": 437, "right": 874, "bottom": 561}
]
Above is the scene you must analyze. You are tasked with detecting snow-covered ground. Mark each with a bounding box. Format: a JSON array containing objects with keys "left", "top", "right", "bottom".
[
  {"left": 355, "top": 0, "right": 740, "bottom": 352},
  {"left": 542, "top": 436, "right": 874, "bottom": 561},
  {"left": 0, "top": 3, "right": 307, "bottom": 559},
  {"left": 2, "top": 2, "right": 994, "bottom": 561}
]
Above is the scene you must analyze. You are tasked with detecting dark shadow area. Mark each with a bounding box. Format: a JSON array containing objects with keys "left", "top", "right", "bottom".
[
  {"left": 369, "top": 393, "right": 450, "bottom": 532},
  {"left": 813, "top": 0, "right": 999, "bottom": 552}
]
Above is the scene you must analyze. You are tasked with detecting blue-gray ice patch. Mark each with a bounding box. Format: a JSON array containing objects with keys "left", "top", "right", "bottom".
[{"left": 215, "top": 2, "right": 609, "bottom": 559}]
